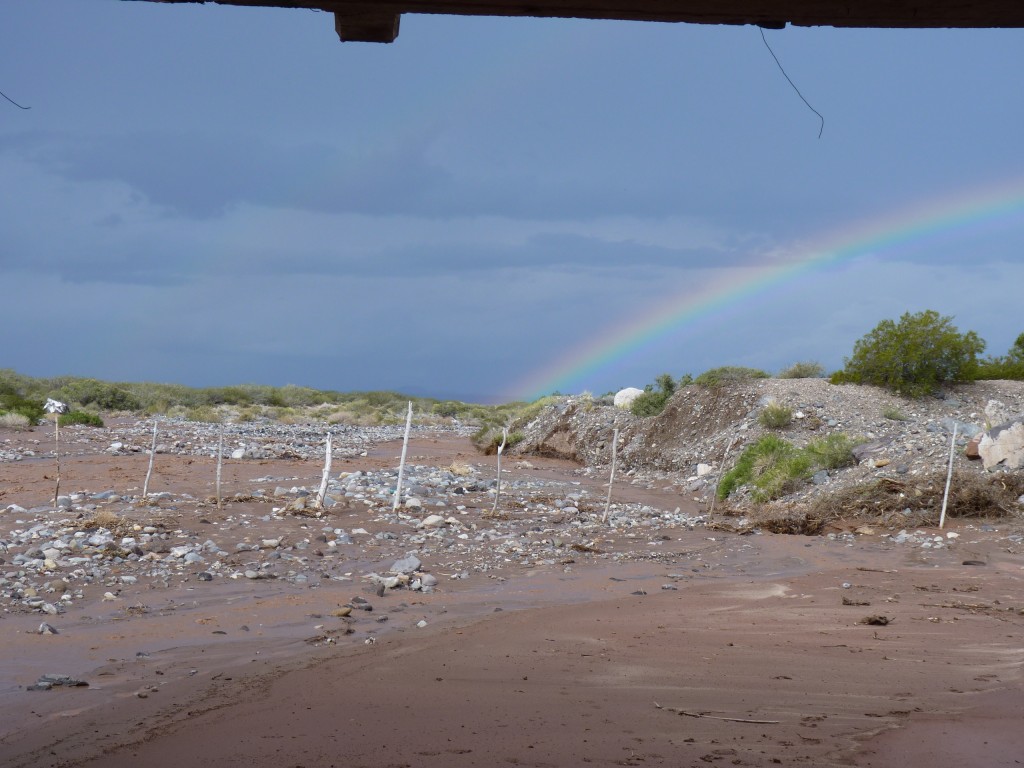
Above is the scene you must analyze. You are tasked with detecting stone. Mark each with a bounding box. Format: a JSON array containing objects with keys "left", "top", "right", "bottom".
[
  {"left": 811, "top": 470, "right": 829, "bottom": 485},
  {"left": 852, "top": 437, "right": 894, "bottom": 463},
  {"left": 965, "top": 435, "right": 982, "bottom": 459},
  {"left": 418, "top": 514, "right": 445, "bottom": 528},
  {"left": 978, "top": 418, "right": 1024, "bottom": 470},
  {"left": 404, "top": 497, "right": 423, "bottom": 510},
  {"left": 613, "top": 387, "right": 644, "bottom": 409},
  {"left": 420, "top": 573, "right": 439, "bottom": 587},
  {"left": 696, "top": 463, "right": 713, "bottom": 477},
  {"left": 231, "top": 448, "right": 246, "bottom": 460},
  {"left": 390, "top": 554, "right": 422, "bottom": 574},
  {"left": 940, "top": 417, "right": 982, "bottom": 438}
]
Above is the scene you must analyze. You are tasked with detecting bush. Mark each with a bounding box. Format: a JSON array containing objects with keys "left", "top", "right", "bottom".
[
  {"left": 694, "top": 366, "right": 769, "bottom": 388},
  {"left": 803, "top": 434, "right": 859, "bottom": 469},
  {"left": 833, "top": 310, "right": 985, "bottom": 397},
  {"left": 758, "top": 401, "right": 793, "bottom": 429},
  {"left": 718, "top": 435, "right": 813, "bottom": 502},
  {"left": 718, "top": 433, "right": 859, "bottom": 502},
  {"left": 630, "top": 373, "right": 686, "bottom": 418},
  {"left": 779, "top": 361, "right": 825, "bottom": 379},
  {"left": 0, "top": 412, "right": 32, "bottom": 430},
  {"left": 0, "top": 382, "right": 43, "bottom": 423},
  {"left": 882, "top": 405, "right": 908, "bottom": 421},
  {"left": 975, "top": 332, "right": 1024, "bottom": 381},
  {"left": 58, "top": 410, "right": 105, "bottom": 427}
]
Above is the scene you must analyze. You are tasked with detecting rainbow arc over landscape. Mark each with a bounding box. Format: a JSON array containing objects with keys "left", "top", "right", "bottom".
[{"left": 510, "top": 178, "right": 1024, "bottom": 401}]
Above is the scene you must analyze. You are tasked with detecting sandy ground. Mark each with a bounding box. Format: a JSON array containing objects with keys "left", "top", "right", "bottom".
[{"left": 1, "top": 425, "right": 1023, "bottom": 767}]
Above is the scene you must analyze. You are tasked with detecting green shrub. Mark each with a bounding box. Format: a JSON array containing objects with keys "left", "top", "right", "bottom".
[
  {"left": 718, "top": 433, "right": 859, "bottom": 502},
  {"left": 694, "top": 366, "right": 769, "bottom": 388},
  {"left": 882, "top": 405, "right": 908, "bottom": 421},
  {"left": 833, "top": 310, "right": 985, "bottom": 397},
  {"left": 718, "top": 435, "right": 812, "bottom": 502},
  {"left": 0, "top": 382, "right": 44, "bottom": 423},
  {"left": 630, "top": 373, "right": 691, "bottom": 418},
  {"left": 975, "top": 332, "right": 1024, "bottom": 381},
  {"left": 758, "top": 401, "right": 793, "bottom": 429},
  {"left": 779, "top": 361, "right": 825, "bottom": 379},
  {"left": 803, "top": 433, "right": 859, "bottom": 469},
  {"left": 58, "top": 410, "right": 104, "bottom": 427}
]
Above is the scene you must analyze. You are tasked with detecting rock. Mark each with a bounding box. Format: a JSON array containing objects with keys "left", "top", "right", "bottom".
[
  {"left": 965, "top": 435, "right": 982, "bottom": 459},
  {"left": 940, "top": 417, "right": 982, "bottom": 438},
  {"left": 390, "top": 554, "right": 422, "bottom": 574},
  {"left": 418, "top": 514, "right": 445, "bottom": 528},
  {"left": 872, "top": 458, "right": 891, "bottom": 468},
  {"left": 696, "top": 463, "right": 713, "bottom": 477},
  {"left": 811, "top": 470, "right": 829, "bottom": 485},
  {"left": 985, "top": 399, "right": 1015, "bottom": 428},
  {"left": 38, "top": 622, "right": 59, "bottom": 635},
  {"left": 613, "top": 388, "right": 644, "bottom": 409},
  {"left": 978, "top": 418, "right": 1024, "bottom": 470},
  {"left": 404, "top": 497, "right": 423, "bottom": 510},
  {"left": 416, "top": 619, "right": 428, "bottom": 628},
  {"left": 231, "top": 448, "right": 246, "bottom": 460},
  {"left": 852, "top": 437, "right": 894, "bottom": 463},
  {"left": 420, "top": 573, "right": 439, "bottom": 588}
]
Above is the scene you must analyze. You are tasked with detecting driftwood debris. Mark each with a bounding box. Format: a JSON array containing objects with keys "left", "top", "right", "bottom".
[{"left": 653, "top": 702, "right": 780, "bottom": 724}]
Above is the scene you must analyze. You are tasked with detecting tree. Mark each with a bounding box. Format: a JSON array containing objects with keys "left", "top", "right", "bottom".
[{"left": 833, "top": 310, "right": 985, "bottom": 397}]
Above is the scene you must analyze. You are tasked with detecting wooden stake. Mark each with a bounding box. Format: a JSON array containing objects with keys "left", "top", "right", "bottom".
[
  {"left": 53, "top": 417, "right": 61, "bottom": 508},
  {"left": 216, "top": 423, "right": 224, "bottom": 510},
  {"left": 491, "top": 427, "right": 508, "bottom": 516},
  {"left": 393, "top": 402, "right": 412, "bottom": 513},
  {"left": 602, "top": 428, "right": 619, "bottom": 524},
  {"left": 316, "top": 431, "right": 332, "bottom": 512},
  {"left": 142, "top": 420, "right": 157, "bottom": 500},
  {"left": 939, "top": 423, "right": 958, "bottom": 529}
]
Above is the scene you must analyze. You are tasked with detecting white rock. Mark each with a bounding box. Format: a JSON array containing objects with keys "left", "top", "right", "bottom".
[
  {"left": 696, "top": 463, "right": 713, "bottom": 477},
  {"left": 613, "top": 387, "right": 645, "bottom": 409},
  {"left": 419, "top": 514, "right": 445, "bottom": 528},
  {"left": 231, "top": 448, "right": 246, "bottom": 460}
]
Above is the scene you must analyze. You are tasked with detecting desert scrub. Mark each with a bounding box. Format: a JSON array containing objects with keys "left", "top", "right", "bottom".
[
  {"left": 718, "top": 435, "right": 813, "bottom": 502},
  {"left": 694, "top": 366, "right": 769, "bottom": 388},
  {"left": 718, "top": 433, "right": 860, "bottom": 502},
  {"left": 58, "top": 410, "right": 104, "bottom": 427},
  {"left": 803, "top": 433, "right": 860, "bottom": 469},
  {"left": 882, "top": 405, "right": 908, "bottom": 421},
  {"left": 758, "top": 401, "right": 793, "bottom": 429},
  {"left": 630, "top": 373, "right": 691, "bottom": 418},
  {"left": 0, "top": 411, "right": 32, "bottom": 430},
  {"left": 779, "top": 361, "right": 825, "bottom": 379},
  {"left": 832, "top": 310, "right": 985, "bottom": 397}
]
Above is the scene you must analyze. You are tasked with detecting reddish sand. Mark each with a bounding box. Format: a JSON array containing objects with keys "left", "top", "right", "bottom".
[{"left": 1, "top": 429, "right": 1022, "bottom": 767}]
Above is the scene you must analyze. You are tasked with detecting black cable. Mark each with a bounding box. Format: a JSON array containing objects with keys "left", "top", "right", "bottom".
[
  {"left": 1, "top": 87, "right": 31, "bottom": 110},
  {"left": 759, "top": 27, "right": 823, "bottom": 139}
]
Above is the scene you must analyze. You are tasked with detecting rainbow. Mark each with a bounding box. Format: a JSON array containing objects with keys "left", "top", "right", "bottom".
[{"left": 509, "top": 177, "right": 1024, "bottom": 401}]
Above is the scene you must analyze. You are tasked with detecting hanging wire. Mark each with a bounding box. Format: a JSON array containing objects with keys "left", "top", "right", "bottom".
[
  {"left": 1, "top": 87, "right": 31, "bottom": 110},
  {"left": 759, "top": 26, "right": 823, "bottom": 138}
]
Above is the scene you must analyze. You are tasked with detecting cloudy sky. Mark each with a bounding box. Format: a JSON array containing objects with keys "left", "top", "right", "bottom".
[{"left": 3, "top": 2, "right": 1023, "bottom": 402}]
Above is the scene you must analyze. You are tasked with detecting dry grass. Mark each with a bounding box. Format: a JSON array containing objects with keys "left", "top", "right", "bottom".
[
  {"left": 733, "top": 470, "right": 1024, "bottom": 535},
  {"left": 0, "top": 412, "right": 32, "bottom": 430},
  {"left": 81, "top": 508, "right": 137, "bottom": 536}
]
